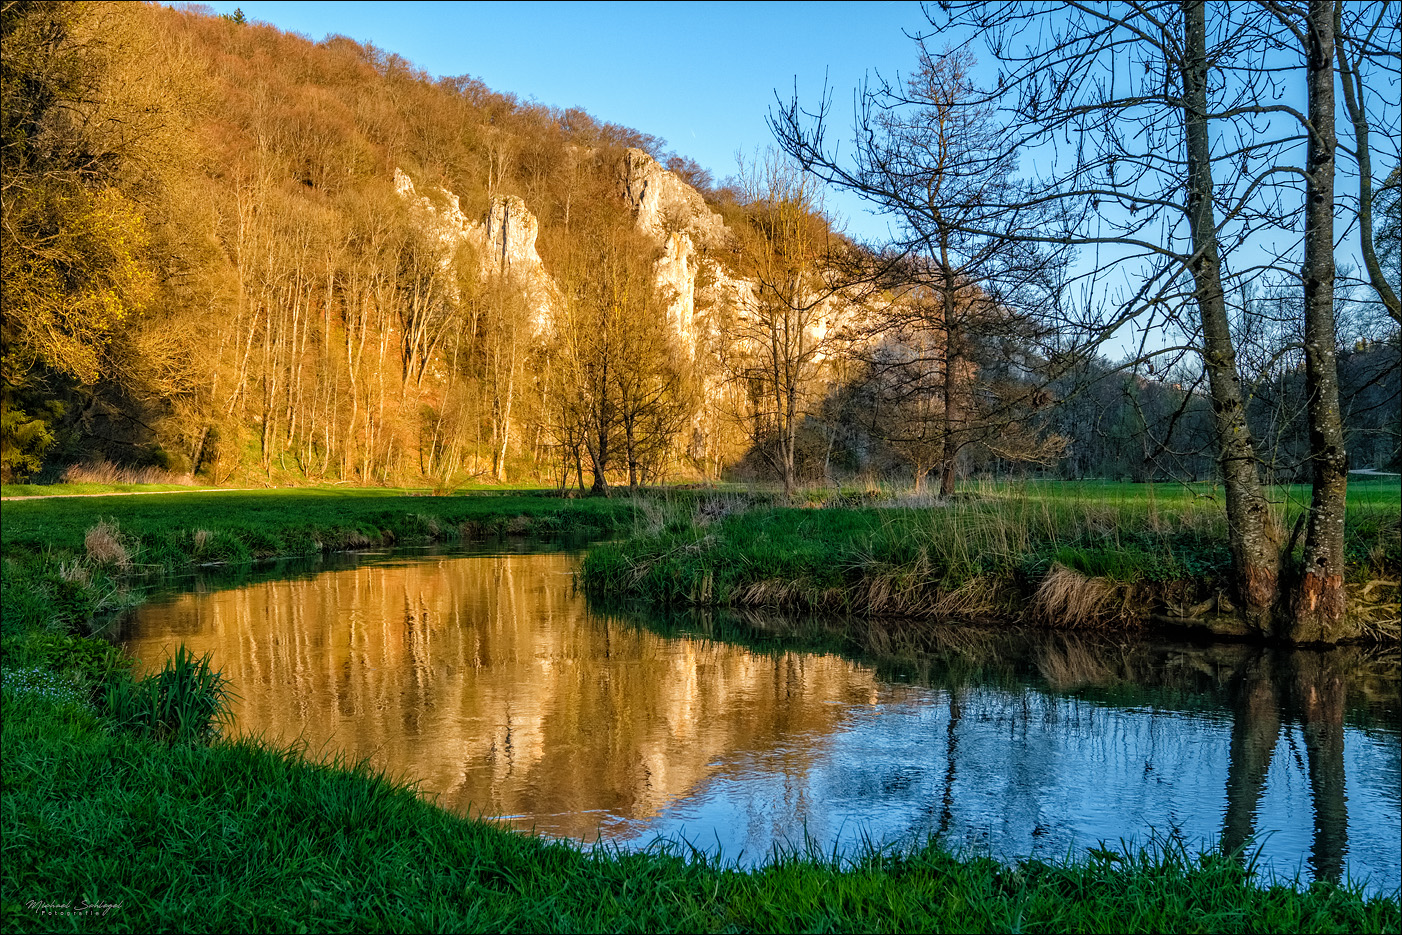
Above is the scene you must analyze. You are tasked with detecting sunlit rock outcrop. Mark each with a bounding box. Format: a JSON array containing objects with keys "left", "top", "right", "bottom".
[
  {"left": 393, "top": 169, "right": 558, "bottom": 331},
  {"left": 620, "top": 148, "right": 726, "bottom": 246}
]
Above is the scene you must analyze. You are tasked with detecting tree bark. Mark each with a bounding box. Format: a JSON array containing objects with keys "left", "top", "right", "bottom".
[
  {"left": 1288, "top": 0, "right": 1350, "bottom": 643},
  {"left": 1180, "top": 0, "right": 1279, "bottom": 633},
  {"left": 939, "top": 262, "right": 960, "bottom": 499}
]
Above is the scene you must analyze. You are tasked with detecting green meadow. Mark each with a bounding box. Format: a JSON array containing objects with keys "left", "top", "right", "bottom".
[
  {"left": 583, "top": 479, "right": 1401, "bottom": 633},
  {"left": 2, "top": 481, "right": 1399, "bottom": 932}
]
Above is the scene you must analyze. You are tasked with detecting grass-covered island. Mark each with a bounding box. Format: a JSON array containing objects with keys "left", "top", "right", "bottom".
[{"left": 3, "top": 484, "right": 1399, "bottom": 932}]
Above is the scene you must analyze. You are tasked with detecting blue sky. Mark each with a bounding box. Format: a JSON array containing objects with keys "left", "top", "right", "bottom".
[{"left": 197, "top": 1, "right": 939, "bottom": 243}]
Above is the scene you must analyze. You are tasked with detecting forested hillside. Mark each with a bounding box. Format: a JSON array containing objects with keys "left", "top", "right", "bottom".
[
  {"left": 2, "top": 2, "right": 1396, "bottom": 490},
  {"left": 1, "top": 1, "right": 743, "bottom": 488}
]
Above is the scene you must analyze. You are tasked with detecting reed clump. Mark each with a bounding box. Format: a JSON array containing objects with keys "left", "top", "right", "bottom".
[
  {"left": 103, "top": 646, "right": 234, "bottom": 744},
  {"left": 84, "top": 518, "right": 133, "bottom": 570},
  {"left": 62, "top": 459, "right": 197, "bottom": 486}
]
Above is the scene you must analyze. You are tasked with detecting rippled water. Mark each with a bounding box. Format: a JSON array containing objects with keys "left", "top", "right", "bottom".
[{"left": 121, "top": 548, "right": 1400, "bottom": 893}]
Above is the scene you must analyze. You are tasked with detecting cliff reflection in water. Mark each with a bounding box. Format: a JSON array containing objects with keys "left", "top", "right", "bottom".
[
  {"left": 121, "top": 552, "right": 1400, "bottom": 891},
  {"left": 123, "top": 552, "right": 885, "bottom": 839}
]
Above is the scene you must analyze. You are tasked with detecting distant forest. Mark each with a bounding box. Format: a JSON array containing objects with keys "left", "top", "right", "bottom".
[{"left": 2, "top": 2, "right": 1397, "bottom": 489}]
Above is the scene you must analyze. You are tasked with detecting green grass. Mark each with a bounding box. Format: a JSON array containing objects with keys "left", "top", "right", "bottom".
[
  {"left": 0, "top": 487, "right": 636, "bottom": 563},
  {"left": 581, "top": 481, "right": 1401, "bottom": 634},
  {"left": 0, "top": 487, "right": 640, "bottom": 642},
  {"left": 0, "top": 482, "right": 211, "bottom": 498},
  {"left": 4, "top": 682, "right": 1396, "bottom": 933},
  {"left": 2, "top": 481, "right": 1398, "bottom": 932}
]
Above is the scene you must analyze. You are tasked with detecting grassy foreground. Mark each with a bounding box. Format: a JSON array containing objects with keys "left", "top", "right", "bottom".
[
  {"left": 583, "top": 480, "right": 1402, "bottom": 638},
  {"left": 3, "top": 483, "right": 1399, "bottom": 932},
  {"left": 5, "top": 680, "right": 1397, "bottom": 933}
]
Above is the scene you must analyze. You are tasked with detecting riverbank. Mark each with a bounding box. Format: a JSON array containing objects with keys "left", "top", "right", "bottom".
[
  {"left": 581, "top": 482, "right": 1401, "bottom": 641},
  {"left": 5, "top": 663, "right": 1398, "bottom": 933},
  {"left": 3, "top": 485, "right": 1399, "bottom": 931},
  {"left": 0, "top": 489, "right": 638, "bottom": 637}
]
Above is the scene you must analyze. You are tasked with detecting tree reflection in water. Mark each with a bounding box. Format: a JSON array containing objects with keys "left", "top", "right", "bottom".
[
  {"left": 1225, "top": 650, "right": 1350, "bottom": 882},
  {"left": 120, "top": 551, "right": 1398, "bottom": 889}
]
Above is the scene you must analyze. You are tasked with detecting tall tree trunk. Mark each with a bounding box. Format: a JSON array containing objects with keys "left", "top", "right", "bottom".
[
  {"left": 625, "top": 415, "right": 639, "bottom": 489},
  {"left": 587, "top": 432, "right": 609, "bottom": 497},
  {"left": 1288, "top": 0, "right": 1350, "bottom": 643},
  {"left": 190, "top": 425, "right": 210, "bottom": 477},
  {"left": 939, "top": 262, "right": 960, "bottom": 499},
  {"left": 1181, "top": 0, "right": 1279, "bottom": 632}
]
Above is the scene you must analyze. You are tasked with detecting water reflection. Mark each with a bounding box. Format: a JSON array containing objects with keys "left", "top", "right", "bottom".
[
  {"left": 122, "top": 552, "right": 886, "bottom": 838},
  {"left": 120, "top": 551, "right": 1400, "bottom": 893},
  {"left": 1224, "top": 650, "right": 1349, "bottom": 882}
]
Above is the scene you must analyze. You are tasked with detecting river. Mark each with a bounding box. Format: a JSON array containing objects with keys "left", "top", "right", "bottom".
[{"left": 118, "top": 546, "right": 1401, "bottom": 893}]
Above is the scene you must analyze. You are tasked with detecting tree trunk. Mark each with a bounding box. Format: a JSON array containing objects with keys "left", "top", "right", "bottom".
[
  {"left": 1287, "top": 0, "right": 1350, "bottom": 643},
  {"left": 190, "top": 425, "right": 211, "bottom": 477},
  {"left": 588, "top": 423, "right": 610, "bottom": 497},
  {"left": 625, "top": 417, "right": 639, "bottom": 489},
  {"left": 1181, "top": 0, "right": 1279, "bottom": 633},
  {"left": 939, "top": 254, "right": 960, "bottom": 500}
]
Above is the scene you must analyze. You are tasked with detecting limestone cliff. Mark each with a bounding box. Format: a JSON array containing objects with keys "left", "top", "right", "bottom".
[
  {"left": 393, "top": 169, "right": 558, "bottom": 331},
  {"left": 394, "top": 156, "right": 854, "bottom": 360}
]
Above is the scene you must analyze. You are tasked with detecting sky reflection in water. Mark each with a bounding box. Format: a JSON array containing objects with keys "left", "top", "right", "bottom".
[{"left": 122, "top": 549, "right": 1400, "bottom": 893}]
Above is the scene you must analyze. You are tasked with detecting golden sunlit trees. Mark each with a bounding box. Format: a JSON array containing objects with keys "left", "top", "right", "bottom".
[
  {"left": 726, "top": 152, "right": 874, "bottom": 500},
  {"left": 1, "top": 1, "right": 161, "bottom": 478},
  {"left": 547, "top": 201, "right": 687, "bottom": 495}
]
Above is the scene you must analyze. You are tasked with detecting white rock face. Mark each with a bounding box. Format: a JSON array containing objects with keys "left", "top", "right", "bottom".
[
  {"left": 396, "top": 159, "right": 866, "bottom": 368},
  {"left": 481, "top": 194, "right": 540, "bottom": 277},
  {"left": 393, "top": 169, "right": 558, "bottom": 332},
  {"left": 620, "top": 149, "right": 739, "bottom": 351},
  {"left": 620, "top": 148, "right": 726, "bottom": 246}
]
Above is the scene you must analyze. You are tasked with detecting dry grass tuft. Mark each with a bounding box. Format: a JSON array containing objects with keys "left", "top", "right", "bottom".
[
  {"left": 1350, "top": 578, "right": 1401, "bottom": 641},
  {"left": 84, "top": 519, "right": 132, "bottom": 570},
  {"left": 1030, "top": 564, "right": 1131, "bottom": 628},
  {"left": 62, "top": 460, "right": 195, "bottom": 486},
  {"left": 930, "top": 576, "right": 1003, "bottom": 618},
  {"left": 57, "top": 559, "right": 92, "bottom": 586}
]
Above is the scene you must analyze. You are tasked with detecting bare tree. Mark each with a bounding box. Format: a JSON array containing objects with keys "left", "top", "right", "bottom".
[
  {"left": 726, "top": 151, "right": 876, "bottom": 500},
  {"left": 776, "top": 1, "right": 1397, "bottom": 640},
  {"left": 772, "top": 46, "right": 1066, "bottom": 497},
  {"left": 1334, "top": 1, "right": 1401, "bottom": 325}
]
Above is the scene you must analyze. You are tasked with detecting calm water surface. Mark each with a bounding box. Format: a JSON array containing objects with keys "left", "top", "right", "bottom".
[{"left": 121, "top": 549, "right": 1401, "bottom": 892}]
